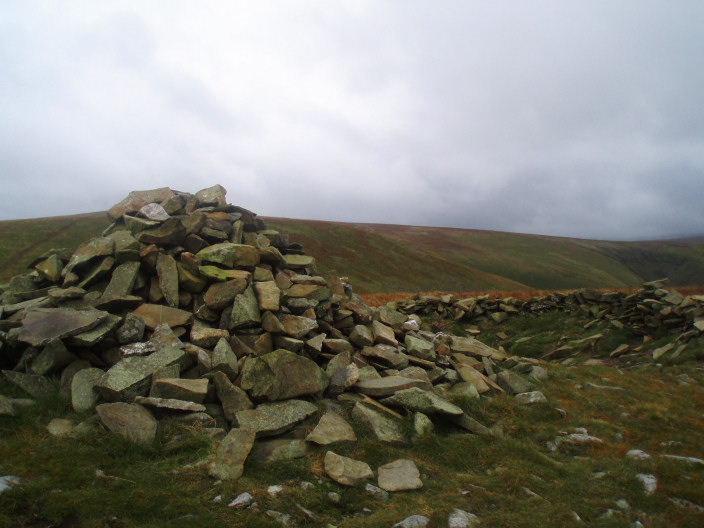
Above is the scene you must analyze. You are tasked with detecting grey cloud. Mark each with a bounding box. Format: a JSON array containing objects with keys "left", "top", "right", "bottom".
[{"left": 1, "top": 1, "right": 703, "bottom": 241}]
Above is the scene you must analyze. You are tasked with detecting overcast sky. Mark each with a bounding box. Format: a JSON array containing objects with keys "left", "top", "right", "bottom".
[{"left": 2, "top": 1, "right": 703, "bottom": 240}]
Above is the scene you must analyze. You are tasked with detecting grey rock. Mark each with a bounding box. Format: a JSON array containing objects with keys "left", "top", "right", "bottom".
[
  {"left": 413, "top": 412, "right": 434, "bottom": 437},
  {"left": 329, "top": 363, "right": 359, "bottom": 395},
  {"left": 151, "top": 378, "right": 208, "bottom": 404},
  {"left": 30, "top": 338, "right": 77, "bottom": 376},
  {"left": 139, "top": 202, "right": 170, "bottom": 221},
  {"left": 514, "top": 391, "right": 548, "bottom": 405},
  {"left": 0, "top": 476, "right": 21, "bottom": 496},
  {"left": 381, "top": 387, "right": 463, "bottom": 416},
  {"left": 196, "top": 242, "right": 259, "bottom": 268},
  {"left": 364, "top": 483, "right": 389, "bottom": 501},
  {"left": 404, "top": 334, "right": 435, "bottom": 360},
  {"left": 235, "top": 399, "right": 317, "bottom": 437},
  {"left": 324, "top": 451, "right": 373, "bottom": 486},
  {"left": 240, "top": 349, "right": 328, "bottom": 401},
  {"left": 71, "top": 367, "right": 105, "bottom": 412},
  {"left": 15, "top": 308, "right": 108, "bottom": 347},
  {"left": 96, "top": 346, "right": 190, "bottom": 402},
  {"left": 96, "top": 402, "right": 158, "bottom": 445},
  {"left": 635, "top": 473, "right": 657, "bottom": 495},
  {"left": 213, "top": 371, "right": 253, "bottom": 422},
  {"left": 306, "top": 412, "right": 357, "bottom": 445},
  {"left": 46, "top": 418, "right": 75, "bottom": 437},
  {"left": 351, "top": 402, "right": 405, "bottom": 443},
  {"left": 102, "top": 261, "right": 141, "bottom": 299},
  {"left": 448, "top": 509, "right": 481, "bottom": 528},
  {"left": 134, "top": 397, "right": 207, "bottom": 413},
  {"left": 116, "top": 313, "right": 146, "bottom": 344},
  {"left": 354, "top": 376, "right": 431, "bottom": 397},
  {"left": 2, "top": 370, "right": 55, "bottom": 399},
  {"left": 496, "top": 370, "right": 533, "bottom": 395},
  {"left": 228, "top": 492, "right": 255, "bottom": 509},
  {"left": 230, "top": 285, "right": 261, "bottom": 329},
  {"left": 69, "top": 314, "right": 122, "bottom": 347},
  {"left": 211, "top": 338, "right": 238, "bottom": 379},
  {"left": 378, "top": 459, "right": 422, "bottom": 492},
  {"left": 0, "top": 395, "right": 14, "bottom": 416},
  {"left": 279, "top": 314, "right": 318, "bottom": 339},
  {"left": 393, "top": 515, "right": 430, "bottom": 528},
  {"left": 156, "top": 253, "right": 180, "bottom": 308},
  {"left": 252, "top": 439, "right": 309, "bottom": 463},
  {"left": 360, "top": 345, "right": 409, "bottom": 369},
  {"left": 209, "top": 427, "right": 256, "bottom": 480},
  {"left": 64, "top": 236, "right": 115, "bottom": 275}
]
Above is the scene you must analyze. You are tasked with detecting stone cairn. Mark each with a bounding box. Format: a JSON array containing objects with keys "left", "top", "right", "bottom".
[{"left": 0, "top": 185, "right": 548, "bottom": 486}]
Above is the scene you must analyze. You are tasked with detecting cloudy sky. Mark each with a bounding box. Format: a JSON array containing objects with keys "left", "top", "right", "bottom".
[{"left": 2, "top": 1, "right": 703, "bottom": 240}]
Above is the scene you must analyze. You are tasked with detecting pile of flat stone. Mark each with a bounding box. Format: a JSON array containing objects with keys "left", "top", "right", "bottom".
[
  {"left": 0, "top": 185, "right": 546, "bottom": 483},
  {"left": 395, "top": 280, "right": 704, "bottom": 344}
]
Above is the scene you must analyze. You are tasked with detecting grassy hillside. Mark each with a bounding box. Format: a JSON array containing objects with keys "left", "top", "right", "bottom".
[
  {"left": 1, "top": 212, "right": 703, "bottom": 293},
  {"left": 0, "top": 212, "right": 107, "bottom": 282}
]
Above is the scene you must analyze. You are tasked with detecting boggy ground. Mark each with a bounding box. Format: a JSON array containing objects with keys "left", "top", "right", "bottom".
[{"left": 1, "top": 311, "right": 703, "bottom": 528}]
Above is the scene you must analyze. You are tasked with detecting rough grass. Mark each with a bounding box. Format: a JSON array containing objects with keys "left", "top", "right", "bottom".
[
  {"left": 2, "top": 211, "right": 704, "bottom": 293},
  {"left": 2, "top": 330, "right": 704, "bottom": 527}
]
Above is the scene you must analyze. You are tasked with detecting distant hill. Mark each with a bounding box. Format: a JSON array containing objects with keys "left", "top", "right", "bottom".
[{"left": 1, "top": 212, "right": 703, "bottom": 293}]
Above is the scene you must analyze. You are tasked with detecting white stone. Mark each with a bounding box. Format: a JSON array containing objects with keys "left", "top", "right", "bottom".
[
  {"left": 626, "top": 449, "right": 651, "bottom": 460},
  {"left": 635, "top": 473, "right": 657, "bottom": 495},
  {"left": 447, "top": 508, "right": 480, "bottom": 528}
]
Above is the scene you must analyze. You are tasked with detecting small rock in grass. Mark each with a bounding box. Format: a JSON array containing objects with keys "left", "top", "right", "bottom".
[
  {"left": 626, "top": 449, "right": 651, "bottom": 460},
  {"left": 228, "top": 492, "right": 254, "bottom": 509},
  {"left": 447, "top": 508, "right": 481, "bottom": 527},
  {"left": 268, "top": 484, "right": 284, "bottom": 497},
  {"left": 660, "top": 454, "right": 704, "bottom": 466},
  {"left": 265, "top": 510, "right": 296, "bottom": 527},
  {"left": 378, "top": 459, "right": 423, "bottom": 492},
  {"left": 514, "top": 391, "right": 547, "bottom": 405},
  {"left": 46, "top": 418, "right": 74, "bottom": 437},
  {"left": 327, "top": 492, "right": 341, "bottom": 503},
  {"left": 364, "top": 483, "right": 389, "bottom": 501},
  {"left": 393, "top": 515, "right": 430, "bottom": 528},
  {"left": 635, "top": 473, "right": 657, "bottom": 495},
  {"left": 0, "top": 476, "right": 20, "bottom": 495}
]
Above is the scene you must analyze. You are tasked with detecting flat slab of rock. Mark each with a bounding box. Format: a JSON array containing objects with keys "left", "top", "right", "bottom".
[
  {"left": 450, "top": 336, "right": 497, "bottom": 358},
  {"left": 378, "top": 459, "right": 423, "bottom": 492},
  {"left": 71, "top": 367, "right": 105, "bottom": 412},
  {"left": 381, "top": 387, "right": 463, "bottom": 416},
  {"left": 96, "top": 346, "right": 189, "bottom": 402},
  {"left": 134, "top": 397, "right": 206, "bottom": 413},
  {"left": 360, "top": 345, "right": 409, "bottom": 369},
  {"left": 279, "top": 314, "right": 319, "bottom": 339},
  {"left": 251, "top": 439, "right": 309, "bottom": 463},
  {"left": 96, "top": 402, "right": 157, "bottom": 445},
  {"left": 152, "top": 378, "right": 208, "bottom": 404},
  {"left": 240, "top": 349, "right": 328, "bottom": 401},
  {"left": 352, "top": 402, "right": 405, "bottom": 443},
  {"left": 306, "top": 412, "right": 357, "bottom": 445},
  {"left": 15, "top": 308, "right": 108, "bottom": 347},
  {"left": 515, "top": 391, "right": 548, "bottom": 405},
  {"left": 324, "top": 451, "right": 373, "bottom": 486},
  {"left": 235, "top": 399, "right": 317, "bottom": 437},
  {"left": 354, "top": 376, "right": 430, "bottom": 397},
  {"left": 213, "top": 371, "right": 253, "bottom": 422},
  {"left": 131, "top": 304, "right": 192, "bottom": 329},
  {"left": 209, "top": 427, "right": 256, "bottom": 480},
  {"left": 2, "top": 370, "right": 55, "bottom": 399},
  {"left": 197, "top": 243, "right": 260, "bottom": 268},
  {"left": 497, "top": 371, "right": 533, "bottom": 395},
  {"left": 107, "top": 187, "right": 176, "bottom": 220}
]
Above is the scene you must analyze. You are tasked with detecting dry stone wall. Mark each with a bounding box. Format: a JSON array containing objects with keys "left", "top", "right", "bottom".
[{"left": 396, "top": 281, "right": 704, "bottom": 344}]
